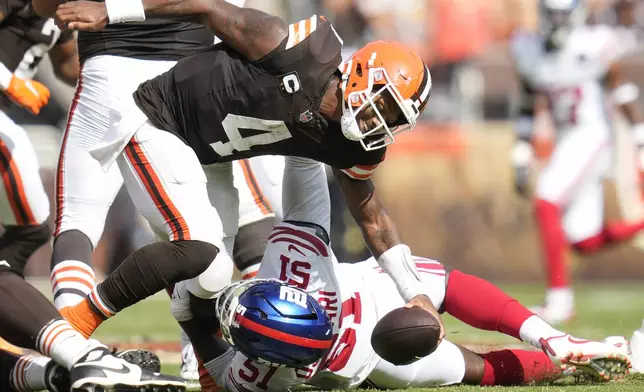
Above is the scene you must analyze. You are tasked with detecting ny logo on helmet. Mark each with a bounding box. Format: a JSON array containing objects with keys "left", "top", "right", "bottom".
[{"left": 279, "top": 286, "right": 308, "bottom": 308}]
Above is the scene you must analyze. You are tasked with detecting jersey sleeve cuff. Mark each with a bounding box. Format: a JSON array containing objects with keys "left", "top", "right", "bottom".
[{"left": 340, "top": 164, "right": 379, "bottom": 180}]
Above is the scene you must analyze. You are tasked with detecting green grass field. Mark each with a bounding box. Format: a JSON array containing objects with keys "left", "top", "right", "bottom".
[{"left": 91, "top": 282, "right": 644, "bottom": 392}]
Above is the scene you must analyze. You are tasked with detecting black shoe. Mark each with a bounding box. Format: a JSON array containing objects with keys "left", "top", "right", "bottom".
[
  {"left": 113, "top": 348, "right": 161, "bottom": 373},
  {"left": 70, "top": 346, "right": 185, "bottom": 392},
  {"left": 43, "top": 360, "right": 70, "bottom": 392}
]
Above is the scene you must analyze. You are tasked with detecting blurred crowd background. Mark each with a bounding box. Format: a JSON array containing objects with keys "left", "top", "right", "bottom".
[{"left": 14, "top": 0, "right": 644, "bottom": 283}]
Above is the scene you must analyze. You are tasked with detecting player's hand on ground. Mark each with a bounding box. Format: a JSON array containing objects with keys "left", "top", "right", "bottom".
[
  {"left": 55, "top": 1, "right": 109, "bottom": 31},
  {"left": 405, "top": 294, "right": 445, "bottom": 341},
  {"left": 5, "top": 76, "right": 50, "bottom": 115}
]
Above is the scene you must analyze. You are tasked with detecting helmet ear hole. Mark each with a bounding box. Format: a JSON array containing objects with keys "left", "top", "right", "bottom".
[{"left": 355, "top": 63, "right": 363, "bottom": 77}]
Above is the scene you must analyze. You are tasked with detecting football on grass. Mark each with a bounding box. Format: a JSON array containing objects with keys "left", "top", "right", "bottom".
[{"left": 371, "top": 307, "right": 441, "bottom": 365}]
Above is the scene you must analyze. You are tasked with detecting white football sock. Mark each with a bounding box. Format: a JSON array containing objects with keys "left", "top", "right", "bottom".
[
  {"left": 35, "top": 319, "right": 100, "bottom": 370},
  {"left": 10, "top": 355, "right": 50, "bottom": 392},
  {"left": 50, "top": 261, "right": 96, "bottom": 309},
  {"left": 519, "top": 315, "right": 565, "bottom": 348}
]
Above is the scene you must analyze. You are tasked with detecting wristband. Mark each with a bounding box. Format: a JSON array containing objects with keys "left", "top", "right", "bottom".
[
  {"left": 376, "top": 244, "right": 427, "bottom": 302},
  {"left": 105, "top": 0, "right": 146, "bottom": 24}
]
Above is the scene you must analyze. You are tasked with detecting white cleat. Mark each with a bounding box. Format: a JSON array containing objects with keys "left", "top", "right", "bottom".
[
  {"left": 629, "top": 321, "right": 644, "bottom": 373},
  {"left": 180, "top": 342, "right": 200, "bottom": 382},
  {"left": 539, "top": 334, "right": 631, "bottom": 381}
]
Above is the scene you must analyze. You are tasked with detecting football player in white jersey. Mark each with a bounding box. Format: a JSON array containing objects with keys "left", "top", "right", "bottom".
[
  {"left": 510, "top": 0, "right": 644, "bottom": 324},
  {"left": 176, "top": 156, "right": 630, "bottom": 392}
]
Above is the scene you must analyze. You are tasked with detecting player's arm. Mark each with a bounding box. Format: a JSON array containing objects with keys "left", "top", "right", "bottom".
[
  {"left": 48, "top": 37, "right": 79, "bottom": 87},
  {"left": 332, "top": 168, "right": 445, "bottom": 340},
  {"left": 54, "top": 0, "right": 287, "bottom": 61},
  {"left": 332, "top": 170, "right": 400, "bottom": 258},
  {"left": 31, "top": 0, "right": 61, "bottom": 18}
]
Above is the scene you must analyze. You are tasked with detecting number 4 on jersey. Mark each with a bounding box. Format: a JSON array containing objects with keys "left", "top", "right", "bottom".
[{"left": 210, "top": 114, "right": 293, "bottom": 156}]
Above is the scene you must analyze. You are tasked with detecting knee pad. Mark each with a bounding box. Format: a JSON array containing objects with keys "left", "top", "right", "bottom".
[
  {"left": 173, "top": 240, "right": 220, "bottom": 279},
  {"left": 187, "top": 249, "right": 234, "bottom": 299}
]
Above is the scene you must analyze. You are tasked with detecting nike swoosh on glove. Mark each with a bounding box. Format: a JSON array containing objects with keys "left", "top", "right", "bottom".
[{"left": 5, "top": 76, "right": 51, "bottom": 115}]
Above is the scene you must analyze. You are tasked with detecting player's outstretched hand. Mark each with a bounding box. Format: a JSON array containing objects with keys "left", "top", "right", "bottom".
[
  {"left": 55, "top": 1, "right": 109, "bottom": 31},
  {"left": 405, "top": 294, "right": 445, "bottom": 341}
]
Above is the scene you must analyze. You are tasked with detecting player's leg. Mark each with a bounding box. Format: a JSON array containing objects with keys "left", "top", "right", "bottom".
[
  {"left": 184, "top": 217, "right": 276, "bottom": 390},
  {"left": 175, "top": 162, "right": 240, "bottom": 388},
  {"left": 365, "top": 339, "right": 560, "bottom": 388},
  {"left": 240, "top": 155, "right": 285, "bottom": 222},
  {"left": 440, "top": 263, "right": 630, "bottom": 379},
  {"left": 61, "top": 124, "right": 231, "bottom": 355},
  {"left": 51, "top": 56, "right": 178, "bottom": 310},
  {"left": 533, "top": 128, "right": 610, "bottom": 323},
  {"left": 0, "top": 265, "right": 184, "bottom": 390},
  {"left": 1, "top": 348, "right": 72, "bottom": 392},
  {"left": 368, "top": 255, "right": 629, "bottom": 380},
  {"left": 50, "top": 61, "right": 124, "bottom": 310},
  {"left": 569, "top": 159, "right": 644, "bottom": 252},
  {"left": 0, "top": 111, "right": 51, "bottom": 278},
  {"left": 232, "top": 157, "right": 283, "bottom": 278},
  {"left": 180, "top": 158, "right": 282, "bottom": 387}
]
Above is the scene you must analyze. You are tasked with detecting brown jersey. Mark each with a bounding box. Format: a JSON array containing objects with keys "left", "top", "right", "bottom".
[{"left": 134, "top": 15, "right": 385, "bottom": 179}]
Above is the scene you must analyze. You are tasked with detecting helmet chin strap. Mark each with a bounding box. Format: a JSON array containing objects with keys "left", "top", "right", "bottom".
[{"left": 340, "top": 110, "right": 362, "bottom": 142}]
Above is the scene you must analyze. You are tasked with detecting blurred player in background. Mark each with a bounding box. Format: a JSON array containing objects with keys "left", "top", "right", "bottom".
[{"left": 510, "top": 0, "right": 644, "bottom": 324}]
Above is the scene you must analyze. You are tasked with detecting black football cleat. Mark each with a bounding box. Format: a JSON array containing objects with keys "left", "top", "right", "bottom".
[
  {"left": 70, "top": 346, "right": 186, "bottom": 392},
  {"left": 114, "top": 348, "right": 161, "bottom": 373},
  {"left": 44, "top": 360, "right": 70, "bottom": 392}
]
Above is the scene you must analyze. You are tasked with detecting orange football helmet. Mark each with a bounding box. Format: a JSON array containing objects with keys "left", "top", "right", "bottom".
[{"left": 339, "top": 40, "right": 432, "bottom": 151}]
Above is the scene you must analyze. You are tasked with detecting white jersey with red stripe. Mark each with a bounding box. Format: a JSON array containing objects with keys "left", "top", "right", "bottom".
[
  {"left": 214, "top": 156, "right": 456, "bottom": 391},
  {"left": 217, "top": 156, "right": 380, "bottom": 391},
  {"left": 511, "top": 25, "right": 620, "bottom": 134},
  {"left": 221, "top": 221, "right": 380, "bottom": 391},
  {"left": 218, "top": 232, "right": 450, "bottom": 391}
]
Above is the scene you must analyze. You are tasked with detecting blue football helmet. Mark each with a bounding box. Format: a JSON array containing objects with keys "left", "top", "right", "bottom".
[{"left": 215, "top": 279, "right": 334, "bottom": 368}]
